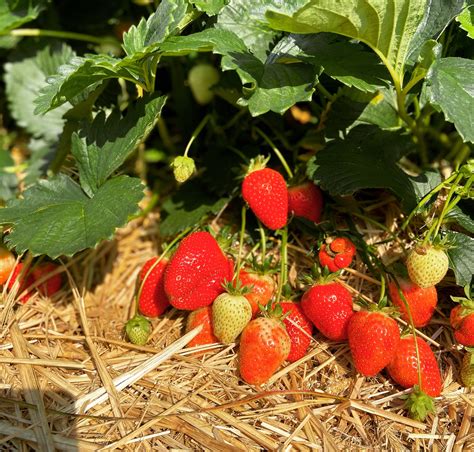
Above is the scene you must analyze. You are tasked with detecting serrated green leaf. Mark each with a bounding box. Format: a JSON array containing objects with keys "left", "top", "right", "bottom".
[
  {"left": 306, "top": 126, "right": 422, "bottom": 210},
  {"left": 406, "top": 0, "right": 464, "bottom": 66},
  {"left": 122, "top": 0, "right": 189, "bottom": 56},
  {"left": 266, "top": 0, "right": 427, "bottom": 74},
  {"left": 286, "top": 34, "right": 391, "bottom": 93},
  {"left": 445, "top": 201, "right": 474, "bottom": 233},
  {"left": 0, "top": 150, "right": 17, "bottom": 201},
  {"left": 446, "top": 231, "right": 474, "bottom": 286},
  {"left": 0, "top": 0, "right": 46, "bottom": 33},
  {"left": 190, "top": 0, "right": 225, "bottom": 15},
  {"left": 217, "top": 0, "right": 309, "bottom": 61},
  {"left": 72, "top": 94, "right": 166, "bottom": 196},
  {"left": 160, "top": 181, "right": 228, "bottom": 236},
  {"left": 34, "top": 54, "right": 143, "bottom": 114},
  {"left": 424, "top": 57, "right": 474, "bottom": 143},
  {"left": 457, "top": 4, "right": 474, "bottom": 39},
  {"left": 0, "top": 174, "right": 144, "bottom": 258},
  {"left": 5, "top": 44, "right": 74, "bottom": 142}
]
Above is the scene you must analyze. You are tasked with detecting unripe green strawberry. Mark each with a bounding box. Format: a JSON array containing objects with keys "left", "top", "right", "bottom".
[
  {"left": 212, "top": 292, "right": 252, "bottom": 344},
  {"left": 188, "top": 64, "right": 220, "bottom": 105},
  {"left": 460, "top": 352, "right": 474, "bottom": 387},
  {"left": 406, "top": 245, "right": 449, "bottom": 288},
  {"left": 125, "top": 315, "right": 151, "bottom": 346},
  {"left": 170, "top": 156, "right": 196, "bottom": 183}
]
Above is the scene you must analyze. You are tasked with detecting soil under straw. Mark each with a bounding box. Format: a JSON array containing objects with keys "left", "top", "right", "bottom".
[{"left": 0, "top": 205, "right": 472, "bottom": 451}]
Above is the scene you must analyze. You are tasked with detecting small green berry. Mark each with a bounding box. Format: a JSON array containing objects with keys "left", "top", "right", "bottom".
[
  {"left": 170, "top": 156, "right": 196, "bottom": 183},
  {"left": 126, "top": 315, "right": 151, "bottom": 346}
]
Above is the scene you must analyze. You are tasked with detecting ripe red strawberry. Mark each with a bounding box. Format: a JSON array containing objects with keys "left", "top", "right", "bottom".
[
  {"left": 301, "top": 280, "right": 353, "bottom": 341},
  {"left": 186, "top": 306, "right": 218, "bottom": 350},
  {"left": 288, "top": 182, "right": 323, "bottom": 223},
  {"left": 280, "top": 301, "right": 313, "bottom": 362},
  {"left": 242, "top": 157, "right": 288, "bottom": 230},
  {"left": 239, "top": 316, "right": 290, "bottom": 385},
  {"left": 348, "top": 310, "right": 400, "bottom": 376},
  {"left": 319, "top": 237, "right": 356, "bottom": 273},
  {"left": 7, "top": 263, "right": 35, "bottom": 304},
  {"left": 386, "top": 335, "right": 442, "bottom": 397},
  {"left": 460, "top": 352, "right": 474, "bottom": 387},
  {"left": 450, "top": 305, "right": 474, "bottom": 346},
  {"left": 32, "top": 262, "right": 63, "bottom": 297},
  {"left": 406, "top": 244, "right": 449, "bottom": 288},
  {"left": 212, "top": 290, "right": 252, "bottom": 344},
  {"left": 388, "top": 278, "right": 437, "bottom": 327},
  {"left": 164, "top": 231, "right": 232, "bottom": 310},
  {"left": 137, "top": 257, "right": 170, "bottom": 318},
  {"left": 237, "top": 268, "right": 275, "bottom": 317},
  {"left": 0, "top": 247, "right": 16, "bottom": 285}
]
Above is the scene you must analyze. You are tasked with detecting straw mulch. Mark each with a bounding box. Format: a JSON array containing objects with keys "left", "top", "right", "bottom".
[{"left": 0, "top": 201, "right": 472, "bottom": 451}]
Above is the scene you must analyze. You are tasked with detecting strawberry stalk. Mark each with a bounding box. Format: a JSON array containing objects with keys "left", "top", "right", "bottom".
[
  {"left": 134, "top": 226, "right": 192, "bottom": 316},
  {"left": 275, "top": 226, "right": 288, "bottom": 304},
  {"left": 183, "top": 114, "right": 211, "bottom": 158},
  {"left": 233, "top": 205, "right": 247, "bottom": 283},
  {"left": 258, "top": 220, "right": 266, "bottom": 261},
  {"left": 253, "top": 126, "right": 293, "bottom": 179}
]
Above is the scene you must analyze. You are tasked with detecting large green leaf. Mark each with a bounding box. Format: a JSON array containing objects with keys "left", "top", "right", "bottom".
[
  {"left": 424, "top": 57, "right": 474, "bottom": 143},
  {"left": 0, "top": 0, "right": 46, "bottom": 33},
  {"left": 285, "top": 34, "right": 391, "bottom": 93},
  {"left": 446, "top": 231, "right": 474, "bottom": 286},
  {"left": 0, "top": 174, "right": 144, "bottom": 258},
  {"left": 306, "top": 126, "right": 425, "bottom": 210},
  {"left": 5, "top": 45, "right": 74, "bottom": 142},
  {"left": 445, "top": 201, "right": 474, "bottom": 233},
  {"left": 457, "top": 4, "right": 474, "bottom": 39},
  {"left": 72, "top": 94, "right": 166, "bottom": 196},
  {"left": 0, "top": 150, "right": 17, "bottom": 201},
  {"left": 406, "top": 0, "right": 464, "bottom": 65},
  {"left": 122, "top": 0, "right": 189, "bottom": 56},
  {"left": 160, "top": 181, "right": 228, "bottom": 236},
  {"left": 266, "top": 0, "right": 427, "bottom": 74}
]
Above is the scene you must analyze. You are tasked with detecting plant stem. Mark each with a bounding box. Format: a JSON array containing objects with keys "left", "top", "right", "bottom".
[
  {"left": 275, "top": 226, "right": 288, "bottom": 304},
  {"left": 7, "top": 28, "right": 118, "bottom": 46},
  {"left": 258, "top": 221, "right": 266, "bottom": 261},
  {"left": 253, "top": 127, "right": 293, "bottom": 179},
  {"left": 184, "top": 114, "right": 211, "bottom": 157},
  {"left": 316, "top": 82, "right": 334, "bottom": 102},
  {"left": 233, "top": 205, "right": 247, "bottom": 283}
]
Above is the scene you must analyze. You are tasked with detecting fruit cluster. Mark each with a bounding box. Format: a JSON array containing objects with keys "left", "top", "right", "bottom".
[
  {"left": 127, "top": 156, "right": 473, "bottom": 408},
  {"left": 0, "top": 247, "right": 63, "bottom": 302}
]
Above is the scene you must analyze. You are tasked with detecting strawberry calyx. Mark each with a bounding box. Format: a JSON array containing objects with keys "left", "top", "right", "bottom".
[
  {"left": 246, "top": 254, "right": 278, "bottom": 276},
  {"left": 364, "top": 297, "right": 400, "bottom": 318},
  {"left": 403, "top": 385, "right": 435, "bottom": 421},
  {"left": 451, "top": 285, "right": 474, "bottom": 316},
  {"left": 301, "top": 264, "right": 341, "bottom": 287},
  {"left": 259, "top": 300, "right": 289, "bottom": 324},
  {"left": 170, "top": 155, "right": 196, "bottom": 183},
  {"left": 245, "top": 155, "right": 270, "bottom": 175},
  {"left": 224, "top": 278, "right": 253, "bottom": 296}
]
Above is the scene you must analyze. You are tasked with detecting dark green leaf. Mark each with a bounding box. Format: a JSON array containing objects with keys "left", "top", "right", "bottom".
[
  {"left": 72, "top": 94, "right": 166, "bottom": 196},
  {"left": 406, "top": 0, "right": 464, "bottom": 66},
  {"left": 457, "top": 5, "right": 474, "bottom": 39},
  {"left": 0, "top": 174, "right": 144, "bottom": 258},
  {"left": 425, "top": 57, "right": 474, "bottom": 142},
  {"left": 446, "top": 231, "right": 474, "bottom": 286},
  {"left": 0, "top": 150, "right": 17, "bottom": 201},
  {"left": 160, "top": 181, "right": 228, "bottom": 236},
  {"left": 266, "top": 0, "right": 427, "bottom": 74},
  {"left": 405, "top": 169, "right": 442, "bottom": 211},
  {"left": 306, "top": 126, "right": 421, "bottom": 210},
  {"left": 445, "top": 201, "right": 474, "bottom": 233},
  {"left": 0, "top": 0, "right": 46, "bottom": 33},
  {"left": 5, "top": 44, "right": 75, "bottom": 142}
]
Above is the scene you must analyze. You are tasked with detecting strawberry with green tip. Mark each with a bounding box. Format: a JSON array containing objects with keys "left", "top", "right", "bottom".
[
  {"left": 301, "top": 274, "right": 354, "bottom": 341},
  {"left": 186, "top": 306, "right": 218, "bottom": 350},
  {"left": 280, "top": 301, "right": 313, "bottom": 362},
  {"left": 387, "top": 335, "right": 442, "bottom": 397},
  {"left": 239, "top": 312, "right": 291, "bottom": 385},
  {"left": 450, "top": 287, "right": 474, "bottom": 346},
  {"left": 406, "top": 244, "right": 449, "bottom": 288},
  {"left": 319, "top": 237, "right": 356, "bottom": 273},
  {"left": 164, "top": 231, "right": 232, "bottom": 310},
  {"left": 242, "top": 156, "right": 288, "bottom": 230},
  {"left": 348, "top": 308, "right": 400, "bottom": 376},
  {"left": 212, "top": 282, "right": 252, "bottom": 344},
  {"left": 288, "top": 182, "right": 323, "bottom": 223},
  {"left": 388, "top": 278, "right": 437, "bottom": 327},
  {"left": 125, "top": 315, "right": 151, "bottom": 346},
  {"left": 460, "top": 351, "right": 474, "bottom": 387},
  {"left": 137, "top": 257, "right": 170, "bottom": 318}
]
